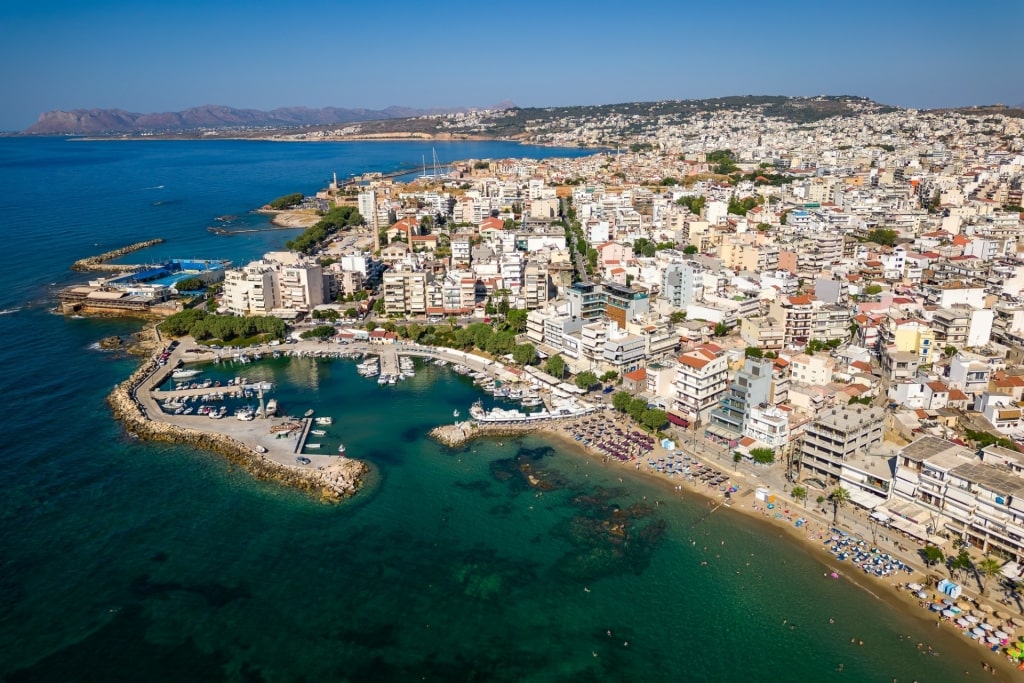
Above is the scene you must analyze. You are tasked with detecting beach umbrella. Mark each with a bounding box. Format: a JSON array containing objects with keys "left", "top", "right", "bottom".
[
  {"left": 981, "top": 622, "right": 995, "bottom": 630},
  {"left": 987, "top": 636, "right": 1002, "bottom": 645},
  {"left": 1008, "top": 648, "right": 1022, "bottom": 659},
  {"left": 973, "top": 627, "right": 986, "bottom": 636},
  {"left": 956, "top": 601, "right": 972, "bottom": 611},
  {"left": 979, "top": 603, "right": 995, "bottom": 613},
  {"left": 957, "top": 618, "right": 971, "bottom": 628},
  {"left": 996, "top": 609, "right": 1013, "bottom": 620},
  {"left": 942, "top": 609, "right": 957, "bottom": 618},
  {"left": 965, "top": 615, "right": 979, "bottom": 623},
  {"left": 996, "top": 630, "right": 1010, "bottom": 639}
]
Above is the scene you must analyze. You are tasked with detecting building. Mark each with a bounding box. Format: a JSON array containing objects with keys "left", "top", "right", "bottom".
[
  {"left": 799, "top": 404, "right": 884, "bottom": 486},
  {"left": 672, "top": 344, "right": 729, "bottom": 426},
  {"left": 708, "top": 358, "right": 774, "bottom": 438}
]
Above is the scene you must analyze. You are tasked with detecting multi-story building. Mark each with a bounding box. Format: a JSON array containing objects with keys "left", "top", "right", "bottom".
[
  {"left": 799, "top": 404, "right": 884, "bottom": 485},
  {"left": 522, "top": 263, "right": 550, "bottom": 310},
  {"left": 672, "top": 343, "right": 729, "bottom": 426},
  {"left": 277, "top": 262, "right": 324, "bottom": 312},
  {"left": 662, "top": 261, "right": 704, "bottom": 309},
  {"left": 382, "top": 267, "right": 431, "bottom": 316},
  {"left": 566, "top": 281, "right": 650, "bottom": 328},
  {"left": 223, "top": 261, "right": 278, "bottom": 316},
  {"left": 709, "top": 358, "right": 774, "bottom": 437}
]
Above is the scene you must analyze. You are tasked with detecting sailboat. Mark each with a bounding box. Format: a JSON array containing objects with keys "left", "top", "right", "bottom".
[{"left": 418, "top": 148, "right": 450, "bottom": 182}]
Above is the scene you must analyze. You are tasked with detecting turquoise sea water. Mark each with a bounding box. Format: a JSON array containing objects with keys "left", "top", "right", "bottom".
[{"left": 0, "top": 138, "right": 996, "bottom": 682}]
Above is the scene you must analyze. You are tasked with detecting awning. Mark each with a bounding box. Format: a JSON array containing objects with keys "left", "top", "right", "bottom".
[
  {"left": 870, "top": 511, "right": 891, "bottom": 523},
  {"left": 843, "top": 487, "right": 881, "bottom": 510},
  {"left": 893, "top": 479, "right": 917, "bottom": 497},
  {"left": 888, "top": 515, "right": 930, "bottom": 541}
]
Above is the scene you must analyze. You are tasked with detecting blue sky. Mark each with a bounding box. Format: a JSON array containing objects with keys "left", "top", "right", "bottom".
[{"left": 1, "top": 0, "right": 1021, "bottom": 131}]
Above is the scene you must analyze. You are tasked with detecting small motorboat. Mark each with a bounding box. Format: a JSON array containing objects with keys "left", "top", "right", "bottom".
[{"left": 338, "top": 444, "right": 347, "bottom": 454}]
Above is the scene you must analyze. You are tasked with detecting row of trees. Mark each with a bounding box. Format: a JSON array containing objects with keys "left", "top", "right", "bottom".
[
  {"left": 611, "top": 391, "right": 667, "bottom": 432},
  {"left": 285, "top": 205, "right": 363, "bottom": 254},
  {"left": 267, "top": 193, "right": 303, "bottom": 210},
  {"left": 158, "top": 309, "right": 285, "bottom": 342}
]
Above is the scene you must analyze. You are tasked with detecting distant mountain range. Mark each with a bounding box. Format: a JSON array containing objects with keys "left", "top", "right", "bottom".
[{"left": 21, "top": 102, "right": 516, "bottom": 135}]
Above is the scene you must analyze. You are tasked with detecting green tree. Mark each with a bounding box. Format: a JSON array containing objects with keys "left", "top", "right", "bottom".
[
  {"left": 545, "top": 354, "right": 566, "bottom": 379},
  {"left": 864, "top": 284, "right": 883, "bottom": 295},
  {"left": 683, "top": 245, "right": 698, "bottom": 255},
  {"left": 922, "top": 545, "right": 946, "bottom": 570},
  {"left": 670, "top": 310, "right": 687, "bottom": 323},
  {"left": 174, "top": 277, "right": 205, "bottom": 291},
  {"left": 977, "top": 556, "right": 1002, "bottom": 593},
  {"left": 512, "top": 343, "right": 536, "bottom": 366},
  {"left": 745, "top": 346, "right": 764, "bottom": 358},
  {"left": 640, "top": 408, "right": 667, "bottom": 432},
  {"left": 600, "top": 371, "right": 619, "bottom": 383},
  {"left": 676, "top": 195, "right": 706, "bottom": 215},
  {"left": 506, "top": 308, "right": 528, "bottom": 333},
  {"left": 575, "top": 371, "right": 599, "bottom": 391},
  {"left": 864, "top": 229, "right": 898, "bottom": 247},
  {"left": 750, "top": 447, "right": 775, "bottom": 464},
  {"left": 612, "top": 391, "right": 634, "bottom": 413},
  {"left": 267, "top": 192, "right": 303, "bottom": 210},
  {"left": 791, "top": 486, "right": 807, "bottom": 505},
  {"left": 300, "top": 324, "right": 335, "bottom": 339},
  {"left": 829, "top": 486, "right": 851, "bottom": 525},
  {"left": 713, "top": 322, "right": 729, "bottom": 337},
  {"left": 944, "top": 345, "right": 957, "bottom": 357}
]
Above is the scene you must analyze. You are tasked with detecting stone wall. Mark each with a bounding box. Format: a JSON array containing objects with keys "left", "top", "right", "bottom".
[{"left": 108, "top": 347, "right": 367, "bottom": 502}]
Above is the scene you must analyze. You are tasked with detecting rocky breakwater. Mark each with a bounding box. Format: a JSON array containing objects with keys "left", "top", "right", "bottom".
[
  {"left": 429, "top": 421, "right": 543, "bottom": 448},
  {"left": 71, "top": 238, "right": 165, "bottom": 272},
  {"left": 108, "top": 350, "right": 367, "bottom": 502}
]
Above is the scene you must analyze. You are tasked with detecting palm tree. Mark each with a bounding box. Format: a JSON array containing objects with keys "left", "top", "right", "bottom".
[
  {"left": 791, "top": 486, "right": 807, "bottom": 506},
  {"left": 829, "top": 486, "right": 851, "bottom": 526},
  {"left": 977, "top": 556, "right": 1003, "bottom": 594}
]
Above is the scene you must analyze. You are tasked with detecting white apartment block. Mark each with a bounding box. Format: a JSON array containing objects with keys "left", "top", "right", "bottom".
[{"left": 672, "top": 344, "right": 729, "bottom": 425}]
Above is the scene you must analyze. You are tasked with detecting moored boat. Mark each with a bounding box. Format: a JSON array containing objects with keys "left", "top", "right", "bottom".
[
  {"left": 314, "top": 416, "right": 333, "bottom": 425},
  {"left": 310, "top": 429, "right": 326, "bottom": 436},
  {"left": 172, "top": 368, "right": 202, "bottom": 379},
  {"left": 265, "top": 398, "right": 278, "bottom": 416},
  {"left": 338, "top": 444, "right": 346, "bottom": 454}
]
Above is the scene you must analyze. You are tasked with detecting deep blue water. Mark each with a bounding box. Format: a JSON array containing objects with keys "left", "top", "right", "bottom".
[{"left": 0, "top": 137, "right": 992, "bottom": 682}]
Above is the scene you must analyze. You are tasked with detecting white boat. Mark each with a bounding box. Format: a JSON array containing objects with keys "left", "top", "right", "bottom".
[
  {"left": 338, "top": 444, "right": 346, "bottom": 454},
  {"left": 235, "top": 408, "right": 255, "bottom": 421},
  {"left": 306, "top": 443, "right": 322, "bottom": 449},
  {"left": 453, "top": 409, "right": 460, "bottom": 418},
  {"left": 314, "top": 416, "right": 333, "bottom": 425},
  {"left": 310, "top": 429, "right": 326, "bottom": 436},
  {"left": 172, "top": 368, "right": 202, "bottom": 379},
  {"left": 265, "top": 398, "right": 278, "bottom": 416}
]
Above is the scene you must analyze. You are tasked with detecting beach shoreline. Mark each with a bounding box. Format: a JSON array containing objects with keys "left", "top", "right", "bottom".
[{"left": 438, "top": 415, "right": 1022, "bottom": 678}]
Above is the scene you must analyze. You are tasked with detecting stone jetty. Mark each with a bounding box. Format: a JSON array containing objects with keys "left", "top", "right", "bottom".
[
  {"left": 429, "top": 421, "right": 545, "bottom": 447},
  {"left": 71, "top": 238, "right": 165, "bottom": 272},
  {"left": 108, "top": 335, "right": 368, "bottom": 502}
]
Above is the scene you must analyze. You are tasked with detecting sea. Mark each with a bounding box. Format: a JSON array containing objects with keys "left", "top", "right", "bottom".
[{"left": 0, "top": 137, "right": 995, "bottom": 682}]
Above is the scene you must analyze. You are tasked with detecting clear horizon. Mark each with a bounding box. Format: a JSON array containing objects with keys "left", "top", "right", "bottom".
[{"left": 1, "top": 0, "right": 1021, "bottom": 131}]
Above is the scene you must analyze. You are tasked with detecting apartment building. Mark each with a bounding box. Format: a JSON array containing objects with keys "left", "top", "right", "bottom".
[
  {"left": 672, "top": 343, "right": 729, "bottom": 426},
  {"left": 799, "top": 404, "right": 884, "bottom": 485},
  {"left": 709, "top": 358, "right": 774, "bottom": 437},
  {"left": 382, "top": 267, "right": 432, "bottom": 316},
  {"left": 223, "top": 261, "right": 278, "bottom": 316}
]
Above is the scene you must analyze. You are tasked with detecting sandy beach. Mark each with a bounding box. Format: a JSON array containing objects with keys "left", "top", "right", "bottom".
[{"left": 497, "top": 415, "right": 1024, "bottom": 679}]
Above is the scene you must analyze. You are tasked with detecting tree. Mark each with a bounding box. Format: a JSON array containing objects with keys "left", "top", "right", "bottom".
[
  {"left": 512, "top": 343, "right": 536, "bottom": 366},
  {"left": 575, "top": 371, "right": 599, "bottom": 391},
  {"left": 733, "top": 451, "right": 742, "bottom": 469},
  {"left": 670, "top": 310, "right": 687, "bottom": 324},
  {"left": 864, "top": 229, "right": 898, "bottom": 247},
  {"left": 745, "top": 346, "right": 764, "bottom": 358},
  {"left": 947, "top": 549, "right": 973, "bottom": 581},
  {"left": 864, "top": 284, "right": 883, "bottom": 296},
  {"left": 174, "top": 276, "right": 205, "bottom": 292},
  {"left": 641, "top": 408, "right": 667, "bottom": 432},
  {"left": 977, "top": 556, "right": 1002, "bottom": 593},
  {"left": 791, "top": 486, "right": 807, "bottom": 505},
  {"left": 713, "top": 322, "right": 729, "bottom": 337},
  {"left": 612, "top": 391, "right": 633, "bottom": 413},
  {"left": 267, "top": 192, "right": 303, "bottom": 210},
  {"left": 829, "top": 486, "right": 851, "bottom": 525},
  {"left": 300, "top": 324, "right": 335, "bottom": 339},
  {"left": 750, "top": 447, "right": 775, "bottom": 465},
  {"left": 944, "top": 345, "right": 957, "bottom": 357},
  {"left": 921, "top": 545, "right": 945, "bottom": 570},
  {"left": 344, "top": 307, "right": 358, "bottom": 318},
  {"left": 683, "top": 245, "right": 698, "bottom": 255},
  {"left": 506, "top": 308, "right": 528, "bottom": 333},
  {"left": 600, "top": 371, "right": 619, "bottom": 383},
  {"left": 545, "top": 354, "right": 565, "bottom": 379}
]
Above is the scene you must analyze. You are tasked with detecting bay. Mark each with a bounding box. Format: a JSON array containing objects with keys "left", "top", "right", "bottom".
[{"left": 0, "top": 137, "right": 986, "bottom": 682}]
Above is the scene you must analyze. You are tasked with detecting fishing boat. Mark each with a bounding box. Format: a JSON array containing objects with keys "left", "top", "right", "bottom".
[
  {"left": 314, "top": 416, "right": 333, "bottom": 425},
  {"left": 265, "top": 398, "right": 278, "bottom": 417}
]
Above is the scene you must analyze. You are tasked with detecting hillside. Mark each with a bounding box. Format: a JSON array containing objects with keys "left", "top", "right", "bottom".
[{"left": 21, "top": 103, "right": 507, "bottom": 135}]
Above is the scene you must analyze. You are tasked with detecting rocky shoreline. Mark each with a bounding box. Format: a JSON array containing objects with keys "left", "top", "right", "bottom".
[
  {"left": 429, "top": 421, "right": 544, "bottom": 447},
  {"left": 71, "top": 238, "right": 165, "bottom": 272},
  {"left": 108, "top": 334, "right": 368, "bottom": 503}
]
